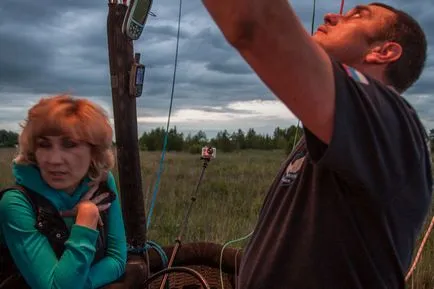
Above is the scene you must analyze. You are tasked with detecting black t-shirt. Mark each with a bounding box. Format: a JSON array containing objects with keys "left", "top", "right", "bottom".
[{"left": 237, "top": 60, "right": 432, "bottom": 289}]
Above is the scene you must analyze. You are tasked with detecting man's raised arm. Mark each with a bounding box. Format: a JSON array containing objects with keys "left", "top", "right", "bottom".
[{"left": 202, "top": 0, "right": 335, "bottom": 144}]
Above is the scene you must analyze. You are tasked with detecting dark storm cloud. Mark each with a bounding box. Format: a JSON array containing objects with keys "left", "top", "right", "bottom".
[
  {"left": 0, "top": 0, "right": 433, "bottom": 132},
  {"left": 0, "top": 0, "right": 110, "bottom": 97},
  {"left": 0, "top": 31, "right": 52, "bottom": 86},
  {"left": 0, "top": 0, "right": 101, "bottom": 24},
  {"left": 205, "top": 59, "right": 252, "bottom": 75},
  {"left": 145, "top": 25, "right": 193, "bottom": 40}
]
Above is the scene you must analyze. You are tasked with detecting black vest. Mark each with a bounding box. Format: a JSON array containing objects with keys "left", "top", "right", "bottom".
[{"left": 0, "top": 183, "right": 115, "bottom": 288}]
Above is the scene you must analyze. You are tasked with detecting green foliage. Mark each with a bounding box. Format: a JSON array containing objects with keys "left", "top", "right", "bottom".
[
  {"left": 139, "top": 126, "right": 184, "bottom": 151},
  {"left": 0, "top": 130, "right": 18, "bottom": 148},
  {"left": 139, "top": 125, "right": 304, "bottom": 153},
  {"left": 211, "top": 130, "right": 234, "bottom": 152},
  {"left": 188, "top": 144, "right": 202, "bottom": 155}
]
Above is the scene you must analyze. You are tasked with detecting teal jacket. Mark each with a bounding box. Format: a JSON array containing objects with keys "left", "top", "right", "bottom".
[{"left": 0, "top": 163, "right": 127, "bottom": 289}]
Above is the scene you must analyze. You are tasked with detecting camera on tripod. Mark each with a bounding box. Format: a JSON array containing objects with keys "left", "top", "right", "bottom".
[{"left": 201, "top": 146, "right": 216, "bottom": 160}]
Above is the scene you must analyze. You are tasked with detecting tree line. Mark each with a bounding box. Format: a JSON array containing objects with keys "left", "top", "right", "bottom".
[
  {"left": 0, "top": 130, "right": 18, "bottom": 148},
  {"left": 1, "top": 128, "right": 434, "bottom": 155},
  {"left": 139, "top": 125, "right": 304, "bottom": 154},
  {"left": 139, "top": 126, "right": 434, "bottom": 155}
]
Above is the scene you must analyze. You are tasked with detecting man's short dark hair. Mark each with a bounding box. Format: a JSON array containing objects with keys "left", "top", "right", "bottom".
[{"left": 370, "top": 3, "right": 427, "bottom": 93}]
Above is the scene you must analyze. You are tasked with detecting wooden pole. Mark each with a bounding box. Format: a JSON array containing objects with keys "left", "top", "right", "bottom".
[{"left": 107, "top": 2, "right": 147, "bottom": 248}]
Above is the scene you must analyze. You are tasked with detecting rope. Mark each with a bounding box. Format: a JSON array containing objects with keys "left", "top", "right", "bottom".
[
  {"left": 339, "top": 0, "right": 345, "bottom": 14},
  {"left": 219, "top": 231, "right": 254, "bottom": 289},
  {"left": 127, "top": 240, "right": 170, "bottom": 289},
  {"left": 128, "top": 241, "right": 169, "bottom": 266},
  {"left": 311, "top": 0, "right": 317, "bottom": 34},
  {"left": 127, "top": 241, "right": 169, "bottom": 289},
  {"left": 405, "top": 215, "right": 434, "bottom": 281},
  {"left": 146, "top": 0, "right": 183, "bottom": 230}
]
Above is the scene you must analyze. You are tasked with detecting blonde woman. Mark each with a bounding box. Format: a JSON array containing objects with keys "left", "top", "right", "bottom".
[{"left": 0, "top": 95, "right": 127, "bottom": 288}]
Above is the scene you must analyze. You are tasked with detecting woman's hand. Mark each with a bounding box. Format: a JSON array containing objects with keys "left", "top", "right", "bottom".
[
  {"left": 75, "top": 201, "right": 101, "bottom": 230},
  {"left": 60, "top": 185, "right": 112, "bottom": 226}
]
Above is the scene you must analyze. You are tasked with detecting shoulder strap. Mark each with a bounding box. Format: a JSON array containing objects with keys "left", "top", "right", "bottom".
[
  {"left": 0, "top": 185, "right": 69, "bottom": 259},
  {"left": 1, "top": 182, "right": 113, "bottom": 263},
  {"left": 0, "top": 186, "right": 36, "bottom": 288},
  {"left": 0, "top": 185, "right": 38, "bottom": 211}
]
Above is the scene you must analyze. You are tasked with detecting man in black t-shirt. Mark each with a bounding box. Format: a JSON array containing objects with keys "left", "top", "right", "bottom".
[{"left": 202, "top": 1, "right": 432, "bottom": 288}]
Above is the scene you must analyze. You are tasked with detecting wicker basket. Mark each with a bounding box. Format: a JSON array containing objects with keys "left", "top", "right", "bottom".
[
  {"left": 102, "top": 242, "right": 242, "bottom": 289},
  {"left": 146, "top": 265, "right": 234, "bottom": 289},
  {"left": 146, "top": 242, "right": 241, "bottom": 289}
]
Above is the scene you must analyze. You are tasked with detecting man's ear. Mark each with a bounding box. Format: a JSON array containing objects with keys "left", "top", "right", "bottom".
[{"left": 365, "top": 42, "right": 402, "bottom": 64}]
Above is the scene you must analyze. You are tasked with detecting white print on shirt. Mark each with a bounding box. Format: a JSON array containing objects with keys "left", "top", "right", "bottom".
[{"left": 281, "top": 150, "right": 306, "bottom": 186}]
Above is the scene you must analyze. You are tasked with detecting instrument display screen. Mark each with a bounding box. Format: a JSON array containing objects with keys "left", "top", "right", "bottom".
[
  {"left": 136, "top": 66, "right": 145, "bottom": 85},
  {"left": 132, "top": 0, "right": 151, "bottom": 23}
]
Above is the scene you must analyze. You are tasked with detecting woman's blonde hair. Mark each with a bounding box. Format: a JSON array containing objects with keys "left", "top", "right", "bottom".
[{"left": 15, "top": 94, "right": 115, "bottom": 181}]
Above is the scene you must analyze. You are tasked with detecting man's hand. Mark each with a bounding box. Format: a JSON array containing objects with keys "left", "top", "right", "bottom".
[{"left": 202, "top": 0, "right": 335, "bottom": 144}]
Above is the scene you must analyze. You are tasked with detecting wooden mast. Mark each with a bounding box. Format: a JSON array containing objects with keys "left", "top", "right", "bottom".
[{"left": 106, "top": 1, "right": 147, "bottom": 248}]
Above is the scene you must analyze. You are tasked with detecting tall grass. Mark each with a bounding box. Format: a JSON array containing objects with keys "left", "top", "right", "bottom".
[{"left": 0, "top": 148, "right": 432, "bottom": 288}]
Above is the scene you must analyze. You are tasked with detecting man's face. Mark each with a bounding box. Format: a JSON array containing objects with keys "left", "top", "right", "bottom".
[{"left": 313, "top": 4, "right": 396, "bottom": 66}]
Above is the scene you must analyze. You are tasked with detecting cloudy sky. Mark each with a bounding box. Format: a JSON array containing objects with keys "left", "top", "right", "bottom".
[{"left": 0, "top": 0, "right": 433, "bottom": 139}]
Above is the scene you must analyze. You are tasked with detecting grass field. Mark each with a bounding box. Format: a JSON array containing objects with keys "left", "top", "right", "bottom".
[{"left": 0, "top": 147, "right": 433, "bottom": 288}]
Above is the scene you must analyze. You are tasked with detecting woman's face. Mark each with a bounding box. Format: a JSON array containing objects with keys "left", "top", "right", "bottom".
[{"left": 34, "top": 135, "right": 92, "bottom": 193}]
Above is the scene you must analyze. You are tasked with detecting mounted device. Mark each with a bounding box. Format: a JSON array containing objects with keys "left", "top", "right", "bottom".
[
  {"left": 201, "top": 146, "right": 216, "bottom": 160},
  {"left": 130, "top": 53, "right": 146, "bottom": 98},
  {"left": 122, "top": 0, "right": 154, "bottom": 40},
  {"left": 154, "top": 146, "right": 215, "bottom": 289}
]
